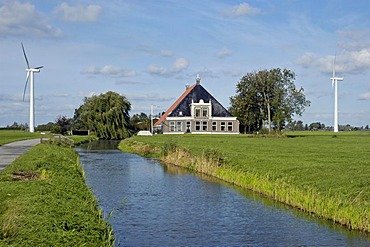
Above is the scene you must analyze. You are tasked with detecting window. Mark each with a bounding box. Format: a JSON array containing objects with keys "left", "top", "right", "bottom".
[
  {"left": 221, "top": 122, "right": 226, "bottom": 131},
  {"left": 186, "top": 121, "right": 191, "bottom": 133},
  {"left": 212, "top": 122, "right": 217, "bottom": 131},
  {"left": 202, "top": 108, "right": 208, "bottom": 117},
  {"left": 195, "top": 121, "right": 201, "bottom": 131},
  {"left": 228, "top": 122, "right": 233, "bottom": 131},
  {"left": 170, "top": 121, "right": 175, "bottom": 132},
  {"left": 195, "top": 108, "right": 201, "bottom": 117},
  {"left": 202, "top": 121, "right": 208, "bottom": 131},
  {"left": 177, "top": 121, "right": 182, "bottom": 132}
]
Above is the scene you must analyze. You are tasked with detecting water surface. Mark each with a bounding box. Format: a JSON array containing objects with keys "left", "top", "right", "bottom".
[{"left": 77, "top": 141, "right": 370, "bottom": 246}]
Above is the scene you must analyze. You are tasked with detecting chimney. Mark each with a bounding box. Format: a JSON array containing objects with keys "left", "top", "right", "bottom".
[
  {"left": 196, "top": 74, "right": 201, "bottom": 85},
  {"left": 185, "top": 83, "right": 190, "bottom": 90}
]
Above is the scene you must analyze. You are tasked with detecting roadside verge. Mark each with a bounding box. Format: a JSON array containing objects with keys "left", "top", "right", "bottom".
[{"left": 0, "top": 142, "right": 114, "bottom": 246}]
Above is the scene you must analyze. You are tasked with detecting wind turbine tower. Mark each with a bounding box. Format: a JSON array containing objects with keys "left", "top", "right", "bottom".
[
  {"left": 21, "top": 43, "right": 43, "bottom": 133},
  {"left": 330, "top": 55, "right": 343, "bottom": 133}
]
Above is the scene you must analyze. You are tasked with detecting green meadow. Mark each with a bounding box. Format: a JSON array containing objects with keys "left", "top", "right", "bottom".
[
  {"left": 0, "top": 130, "right": 41, "bottom": 145},
  {"left": 0, "top": 129, "right": 97, "bottom": 147},
  {"left": 120, "top": 131, "right": 370, "bottom": 232}
]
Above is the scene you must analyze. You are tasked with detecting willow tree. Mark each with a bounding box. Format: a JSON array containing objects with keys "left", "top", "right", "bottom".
[
  {"left": 73, "top": 91, "right": 132, "bottom": 139},
  {"left": 230, "top": 68, "right": 310, "bottom": 133}
]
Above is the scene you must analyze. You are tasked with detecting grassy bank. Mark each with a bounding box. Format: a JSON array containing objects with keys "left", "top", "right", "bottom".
[
  {"left": 119, "top": 132, "right": 370, "bottom": 232},
  {"left": 69, "top": 135, "right": 99, "bottom": 145},
  {"left": 0, "top": 143, "right": 114, "bottom": 246}
]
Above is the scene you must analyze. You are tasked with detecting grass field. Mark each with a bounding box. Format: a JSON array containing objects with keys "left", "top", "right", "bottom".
[
  {"left": 120, "top": 131, "right": 370, "bottom": 232},
  {"left": 0, "top": 130, "right": 41, "bottom": 145},
  {"left": 0, "top": 129, "right": 97, "bottom": 147}
]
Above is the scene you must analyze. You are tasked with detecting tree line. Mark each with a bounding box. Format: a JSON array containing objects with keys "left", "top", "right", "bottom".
[
  {"left": 285, "top": 121, "right": 369, "bottom": 131},
  {"left": 36, "top": 91, "right": 152, "bottom": 139}
]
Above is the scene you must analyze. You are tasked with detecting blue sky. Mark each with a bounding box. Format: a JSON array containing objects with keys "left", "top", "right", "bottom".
[{"left": 1, "top": 0, "right": 370, "bottom": 128}]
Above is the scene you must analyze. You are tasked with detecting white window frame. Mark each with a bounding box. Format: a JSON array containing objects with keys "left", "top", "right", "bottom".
[
  {"left": 212, "top": 121, "right": 217, "bottom": 131},
  {"left": 221, "top": 122, "right": 226, "bottom": 131},
  {"left": 195, "top": 121, "right": 201, "bottom": 131},
  {"left": 195, "top": 108, "right": 201, "bottom": 117},
  {"left": 228, "top": 122, "right": 233, "bottom": 132},
  {"left": 202, "top": 108, "right": 208, "bottom": 117},
  {"left": 177, "top": 121, "right": 182, "bottom": 132},
  {"left": 170, "top": 121, "right": 175, "bottom": 132},
  {"left": 202, "top": 121, "right": 208, "bottom": 131}
]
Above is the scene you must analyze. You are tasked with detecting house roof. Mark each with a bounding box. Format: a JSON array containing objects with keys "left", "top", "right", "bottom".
[
  {"left": 154, "top": 81, "right": 233, "bottom": 126},
  {"left": 154, "top": 83, "right": 196, "bottom": 126}
]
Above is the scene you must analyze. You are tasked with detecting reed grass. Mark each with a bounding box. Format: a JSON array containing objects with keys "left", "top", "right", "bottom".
[{"left": 119, "top": 131, "right": 370, "bottom": 232}]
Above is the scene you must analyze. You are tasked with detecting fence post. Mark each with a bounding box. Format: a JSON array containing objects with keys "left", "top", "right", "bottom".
[{"left": 40, "top": 132, "right": 45, "bottom": 143}]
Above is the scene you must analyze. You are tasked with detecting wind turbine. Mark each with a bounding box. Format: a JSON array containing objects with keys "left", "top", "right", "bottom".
[
  {"left": 21, "top": 42, "right": 43, "bottom": 133},
  {"left": 330, "top": 55, "right": 343, "bottom": 133}
]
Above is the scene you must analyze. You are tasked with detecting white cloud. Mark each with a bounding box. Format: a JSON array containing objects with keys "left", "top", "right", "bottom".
[
  {"left": 147, "top": 58, "right": 189, "bottom": 76},
  {"left": 217, "top": 47, "right": 231, "bottom": 58},
  {"left": 147, "top": 64, "right": 166, "bottom": 75},
  {"left": 358, "top": 92, "right": 370, "bottom": 100},
  {"left": 0, "top": 94, "right": 20, "bottom": 102},
  {"left": 127, "top": 93, "right": 174, "bottom": 102},
  {"left": 337, "top": 29, "right": 370, "bottom": 51},
  {"left": 51, "top": 93, "right": 70, "bottom": 98},
  {"left": 161, "top": 50, "right": 174, "bottom": 57},
  {"left": 297, "top": 48, "right": 370, "bottom": 74},
  {"left": 82, "top": 65, "right": 137, "bottom": 77},
  {"left": 0, "top": 101, "right": 26, "bottom": 117},
  {"left": 78, "top": 91, "right": 98, "bottom": 99},
  {"left": 0, "top": 1, "right": 61, "bottom": 38},
  {"left": 171, "top": 58, "right": 189, "bottom": 73},
  {"left": 54, "top": 2, "right": 102, "bottom": 22},
  {"left": 223, "top": 2, "right": 261, "bottom": 17},
  {"left": 115, "top": 80, "right": 149, "bottom": 85},
  {"left": 195, "top": 68, "right": 220, "bottom": 79}
]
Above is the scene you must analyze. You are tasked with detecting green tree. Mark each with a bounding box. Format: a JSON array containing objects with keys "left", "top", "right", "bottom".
[
  {"left": 229, "top": 73, "right": 263, "bottom": 133},
  {"left": 53, "top": 115, "right": 72, "bottom": 135},
  {"left": 36, "top": 122, "right": 56, "bottom": 132},
  {"left": 309, "top": 122, "right": 321, "bottom": 130},
  {"left": 230, "top": 68, "right": 310, "bottom": 133},
  {"left": 288, "top": 120, "right": 304, "bottom": 131},
  {"left": 73, "top": 91, "right": 132, "bottom": 139},
  {"left": 131, "top": 112, "right": 150, "bottom": 132}
]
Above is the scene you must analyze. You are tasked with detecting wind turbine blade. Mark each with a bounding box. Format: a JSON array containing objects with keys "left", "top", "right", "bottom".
[
  {"left": 34, "top": 66, "right": 43, "bottom": 69},
  {"left": 23, "top": 72, "right": 30, "bottom": 101},
  {"left": 21, "top": 42, "right": 30, "bottom": 69},
  {"left": 332, "top": 54, "right": 336, "bottom": 78}
]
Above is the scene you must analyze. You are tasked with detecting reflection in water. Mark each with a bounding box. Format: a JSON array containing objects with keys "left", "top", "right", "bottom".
[
  {"left": 161, "top": 162, "right": 192, "bottom": 176},
  {"left": 76, "top": 141, "right": 370, "bottom": 246},
  {"left": 80, "top": 140, "right": 121, "bottom": 150}
]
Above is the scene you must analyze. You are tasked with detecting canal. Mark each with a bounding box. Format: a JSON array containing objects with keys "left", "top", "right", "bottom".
[{"left": 76, "top": 141, "right": 370, "bottom": 246}]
